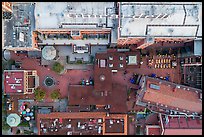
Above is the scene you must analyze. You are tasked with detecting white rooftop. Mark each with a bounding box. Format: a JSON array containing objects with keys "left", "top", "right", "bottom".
[
  {"left": 119, "top": 2, "right": 202, "bottom": 37},
  {"left": 35, "top": 2, "right": 115, "bottom": 29}
]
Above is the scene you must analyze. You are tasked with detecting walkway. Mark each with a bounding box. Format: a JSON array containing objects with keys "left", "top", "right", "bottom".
[{"left": 10, "top": 51, "right": 93, "bottom": 102}]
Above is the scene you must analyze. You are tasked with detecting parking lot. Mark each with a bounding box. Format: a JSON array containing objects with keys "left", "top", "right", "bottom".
[{"left": 3, "top": 3, "right": 35, "bottom": 49}]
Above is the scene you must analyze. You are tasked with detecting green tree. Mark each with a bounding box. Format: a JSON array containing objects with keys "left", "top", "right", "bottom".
[
  {"left": 34, "top": 88, "right": 46, "bottom": 101},
  {"left": 52, "top": 62, "right": 64, "bottom": 73},
  {"left": 50, "top": 89, "right": 61, "bottom": 100}
]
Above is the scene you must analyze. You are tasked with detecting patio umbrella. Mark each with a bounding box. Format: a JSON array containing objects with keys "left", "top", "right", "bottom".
[
  {"left": 30, "top": 112, "right": 34, "bottom": 116},
  {"left": 6, "top": 113, "right": 21, "bottom": 127},
  {"left": 42, "top": 46, "right": 57, "bottom": 60},
  {"left": 25, "top": 116, "right": 31, "bottom": 121}
]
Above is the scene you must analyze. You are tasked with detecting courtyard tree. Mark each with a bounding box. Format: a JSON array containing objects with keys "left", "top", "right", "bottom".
[
  {"left": 50, "top": 89, "right": 61, "bottom": 100},
  {"left": 34, "top": 88, "right": 46, "bottom": 101},
  {"left": 52, "top": 62, "right": 64, "bottom": 74}
]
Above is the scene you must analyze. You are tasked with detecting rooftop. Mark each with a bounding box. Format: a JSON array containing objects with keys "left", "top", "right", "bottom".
[
  {"left": 4, "top": 70, "right": 24, "bottom": 94},
  {"left": 37, "top": 112, "right": 128, "bottom": 135},
  {"left": 95, "top": 51, "right": 141, "bottom": 72},
  {"left": 119, "top": 2, "right": 202, "bottom": 37},
  {"left": 140, "top": 76, "right": 202, "bottom": 114},
  {"left": 34, "top": 2, "right": 115, "bottom": 29},
  {"left": 4, "top": 70, "right": 39, "bottom": 95},
  {"left": 68, "top": 84, "right": 128, "bottom": 113}
]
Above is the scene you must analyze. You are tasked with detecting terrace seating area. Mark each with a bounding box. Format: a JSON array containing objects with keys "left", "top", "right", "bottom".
[
  {"left": 147, "top": 54, "right": 177, "bottom": 69},
  {"left": 40, "top": 118, "right": 104, "bottom": 135}
]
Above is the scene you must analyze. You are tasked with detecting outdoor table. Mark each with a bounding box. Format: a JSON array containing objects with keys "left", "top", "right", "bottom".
[
  {"left": 25, "top": 116, "right": 31, "bottom": 121},
  {"left": 26, "top": 108, "right": 30, "bottom": 112}
]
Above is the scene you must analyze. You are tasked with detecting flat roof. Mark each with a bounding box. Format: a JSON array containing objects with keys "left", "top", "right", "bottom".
[
  {"left": 37, "top": 112, "right": 128, "bottom": 135},
  {"left": 105, "top": 119, "right": 124, "bottom": 133},
  {"left": 93, "top": 68, "right": 112, "bottom": 92},
  {"left": 95, "top": 51, "right": 140, "bottom": 71},
  {"left": 4, "top": 70, "right": 24, "bottom": 94},
  {"left": 142, "top": 76, "right": 202, "bottom": 114},
  {"left": 68, "top": 85, "right": 128, "bottom": 113},
  {"left": 119, "top": 2, "right": 202, "bottom": 37},
  {"left": 34, "top": 2, "right": 114, "bottom": 29}
]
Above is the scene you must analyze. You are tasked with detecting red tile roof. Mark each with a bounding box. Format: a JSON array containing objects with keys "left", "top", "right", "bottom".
[
  {"left": 142, "top": 76, "right": 202, "bottom": 114},
  {"left": 160, "top": 114, "right": 202, "bottom": 135},
  {"left": 4, "top": 70, "right": 24, "bottom": 93},
  {"left": 164, "top": 129, "right": 202, "bottom": 135}
]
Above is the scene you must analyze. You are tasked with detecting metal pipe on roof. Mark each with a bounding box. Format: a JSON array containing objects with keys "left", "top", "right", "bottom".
[
  {"left": 139, "top": 13, "right": 143, "bottom": 18},
  {"left": 161, "top": 13, "right": 167, "bottom": 19}
]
